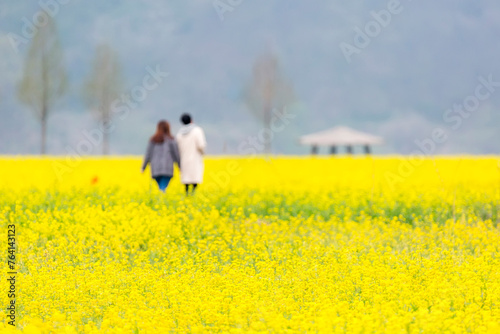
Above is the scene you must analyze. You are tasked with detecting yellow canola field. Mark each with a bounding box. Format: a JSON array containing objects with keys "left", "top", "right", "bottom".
[{"left": 1, "top": 156, "right": 500, "bottom": 333}]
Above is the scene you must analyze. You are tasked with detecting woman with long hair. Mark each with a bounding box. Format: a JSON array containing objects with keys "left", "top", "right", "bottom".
[{"left": 141, "top": 120, "right": 181, "bottom": 192}]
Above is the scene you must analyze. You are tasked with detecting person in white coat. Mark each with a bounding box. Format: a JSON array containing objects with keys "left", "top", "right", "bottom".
[{"left": 176, "top": 113, "right": 207, "bottom": 194}]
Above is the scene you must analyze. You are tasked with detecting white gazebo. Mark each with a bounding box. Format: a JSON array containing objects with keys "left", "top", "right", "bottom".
[{"left": 299, "top": 126, "right": 383, "bottom": 155}]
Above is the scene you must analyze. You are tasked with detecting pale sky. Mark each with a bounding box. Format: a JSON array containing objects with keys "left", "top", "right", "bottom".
[{"left": 1, "top": 0, "right": 499, "bottom": 155}]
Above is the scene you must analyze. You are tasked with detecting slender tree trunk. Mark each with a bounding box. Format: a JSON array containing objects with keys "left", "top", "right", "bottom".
[
  {"left": 263, "top": 104, "right": 272, "bottom": 154},
  {"left": 103, "top": 130, "right": 109, "bottom": 155},
  {"left": 41, "top": 116, "right": 47, "bottom": 155},
  {"left": 41, "top": 47, "right": 48, "bottom": 156},
  {"left": 102, "top": 113, "right": 110, "bottom": 155}
]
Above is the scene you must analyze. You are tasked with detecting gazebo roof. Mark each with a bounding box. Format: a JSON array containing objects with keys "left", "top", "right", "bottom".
[{"left": 299, "top": 126, "right": 383, "bottom": 146}]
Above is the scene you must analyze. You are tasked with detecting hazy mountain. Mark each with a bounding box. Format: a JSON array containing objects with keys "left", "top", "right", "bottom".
[{"left": 1, "top": 0, "right": 499, "bottom": 155}]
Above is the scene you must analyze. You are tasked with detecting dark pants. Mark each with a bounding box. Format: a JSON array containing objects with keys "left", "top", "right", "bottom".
[
  {"left": 185, "top": 183, "right": 198, "bottom": 194},
  {"left": 153, "top": 175, "right": 172, "bottom": 192}
]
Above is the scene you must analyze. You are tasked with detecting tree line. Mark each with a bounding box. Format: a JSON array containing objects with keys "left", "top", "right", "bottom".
[
  {"left": 16, "top": 14, "right": 295, "bottom": 155},
  {"left": 17, "top": 15, "right": 122, "bottom": 155}
]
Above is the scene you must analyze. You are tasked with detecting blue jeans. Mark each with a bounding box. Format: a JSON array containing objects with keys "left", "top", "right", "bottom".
[{"left": 153, "top": 175, "right": 172, "bottom": 192}]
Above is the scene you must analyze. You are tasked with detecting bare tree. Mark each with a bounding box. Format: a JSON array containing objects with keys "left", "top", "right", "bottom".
[
  {"left": 18, "top": 14, "right": 67, "bottom": 155},
  {"left": 83, "top": 44, "right": 123, "bottom": 155},
  {"left": 243, "top": 52, "right": 295, "bottom": 153}
]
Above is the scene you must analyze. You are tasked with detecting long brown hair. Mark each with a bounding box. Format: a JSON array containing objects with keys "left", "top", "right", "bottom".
[{"left": 151, "top": 120, "right": 173, "bottom": 143}]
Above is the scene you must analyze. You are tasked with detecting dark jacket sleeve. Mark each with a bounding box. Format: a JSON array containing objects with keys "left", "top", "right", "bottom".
[
  {"left": 170, "top": 140, "right": 181, "bottom": 169},
  {"left": 141, "top": 141, "right": 153, "bottom": 172}
]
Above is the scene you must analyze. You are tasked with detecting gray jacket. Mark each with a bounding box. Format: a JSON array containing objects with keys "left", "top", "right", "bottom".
[{"left": 141, "top": 137, "right": 181, "bottom": 177}]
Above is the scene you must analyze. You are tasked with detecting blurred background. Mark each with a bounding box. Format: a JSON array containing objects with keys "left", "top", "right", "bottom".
[{"left": 0, "top": 0, "right": 499, "bottom": 155}]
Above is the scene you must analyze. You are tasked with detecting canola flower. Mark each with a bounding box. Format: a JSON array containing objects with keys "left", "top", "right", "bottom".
[{"left": 0, "top": 156, "right": 500, "bottom": 333}]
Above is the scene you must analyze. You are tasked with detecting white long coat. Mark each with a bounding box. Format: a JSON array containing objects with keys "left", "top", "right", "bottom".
[{"left": 176, "top": 125, "right": 207, "bottom": 184}]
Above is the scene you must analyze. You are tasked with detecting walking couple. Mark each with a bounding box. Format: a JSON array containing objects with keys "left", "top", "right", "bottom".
[{"left": 141, "top": 113, "right": 206, "bottom": 195}]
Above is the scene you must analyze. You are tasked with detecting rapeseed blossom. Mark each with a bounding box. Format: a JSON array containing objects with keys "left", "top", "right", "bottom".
[{"left": 1, "top": 156, "right": 499, "bottom": 333}]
